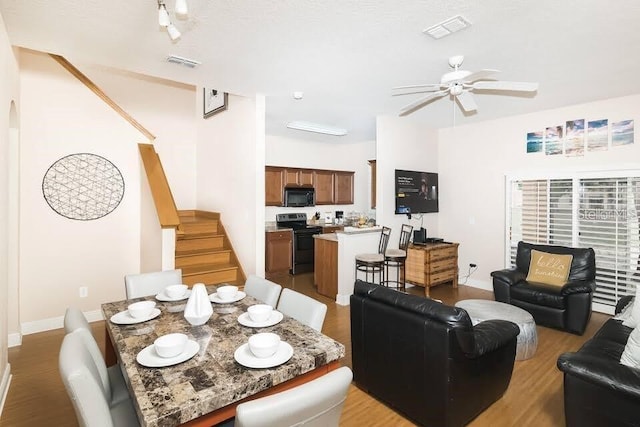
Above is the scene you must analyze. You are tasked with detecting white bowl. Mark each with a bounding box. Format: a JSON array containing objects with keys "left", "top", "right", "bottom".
[
  {"left": 247, "top": 304, "right": 273, "bottom": 323},
  {"left": 248, "top": 332, "right": 281, "bottom": 358},
  {"left": 216, "top": 285, "right": 238, "bottom": 301},
  {"left": 154, "top": 333, "right": 188, "bottom": 358},
  {"left": 128, "top": 301, "right": 156, "bottom": 319},
  {"left": 165, "top": 284, "right": 188, "bottom": 299}
]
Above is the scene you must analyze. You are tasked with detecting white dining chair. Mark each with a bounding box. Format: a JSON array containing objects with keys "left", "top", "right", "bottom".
[
  {"left": 59, "top": 329, "right": 140, "bottom": 427},
  {"left": 234, "top": 366, "right": 352, "bottom": 427},
  {"left": 276, "top": 288, "right": 327, "bottom": 332},
  {"left": 63, "top": 308, "right": 130, "bottom": 408},
  {"left": 244, "top": 275, "right": 282, "bottom": 308},
  {"left": 124, "top": 268, "right": 182, "bottom": 299}
]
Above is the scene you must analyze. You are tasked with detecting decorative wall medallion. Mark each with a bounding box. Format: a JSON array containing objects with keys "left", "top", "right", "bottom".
[{"left": 42, "top": 153, "right": 125, "bottom": 220}]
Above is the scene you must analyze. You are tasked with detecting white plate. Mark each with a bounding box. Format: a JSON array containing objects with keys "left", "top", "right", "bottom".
[
  {"left": 136, "top": 340, "right": 199, "bottom": 368},
  {"left": 237, "top": 311, "right": 284, "bottom": 328},
  {"left": 156, "top": 289, "right": 192, "bottom": 302},
  {"left": 110, "top": 308, "right": 161, "bottom": 325},
  {"left": 234, "top": 342, "right": 293, "bottom": 369},
  {"left": 209, "top": 291, "right": 246, "bottom": 304}
]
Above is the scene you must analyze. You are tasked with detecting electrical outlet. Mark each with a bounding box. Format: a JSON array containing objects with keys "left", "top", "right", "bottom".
[
  {"left": 469, "top": 263, "right": 477, "bottom": 268},
  {"left": 79, "top": 286, "right": 88, "bottom": 298}
]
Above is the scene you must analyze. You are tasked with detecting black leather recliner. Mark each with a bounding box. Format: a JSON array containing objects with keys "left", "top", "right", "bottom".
[
  {"left": 350, "top": 280, "right": 519, "bottom": 427},
  {"left": 491, "top": 241, "right": 596, "bottom": 335}
]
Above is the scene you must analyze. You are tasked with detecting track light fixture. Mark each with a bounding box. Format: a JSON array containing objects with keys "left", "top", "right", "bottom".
[{"left": 157, "top": 0, "right": 188, "bottom": 41}]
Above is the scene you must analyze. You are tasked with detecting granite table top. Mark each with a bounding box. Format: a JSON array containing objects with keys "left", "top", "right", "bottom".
[{"left": 101, "top": 286, "right": 345, "bottom": 427}]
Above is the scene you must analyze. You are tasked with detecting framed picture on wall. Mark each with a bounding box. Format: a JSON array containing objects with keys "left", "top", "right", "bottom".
[{"left": 203, "top": 88, "right": 228, "bottom": 118}]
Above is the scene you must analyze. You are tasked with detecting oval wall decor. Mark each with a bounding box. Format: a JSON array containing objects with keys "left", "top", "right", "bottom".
[{"left": 42, "top": 153, "right": 125, "bottom": 221}]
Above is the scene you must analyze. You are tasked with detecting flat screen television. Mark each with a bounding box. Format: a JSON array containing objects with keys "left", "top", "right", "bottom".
[{"left": 395, "top": 169, "right": 439, "bottom": 214}]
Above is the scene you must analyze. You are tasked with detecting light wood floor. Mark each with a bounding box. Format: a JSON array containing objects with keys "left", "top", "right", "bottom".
[{"left": 1, "top": 274, "right": 608, "bottom": 426}]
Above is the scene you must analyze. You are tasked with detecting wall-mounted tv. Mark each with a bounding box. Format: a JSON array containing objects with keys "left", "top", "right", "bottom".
[{"left": 395, "top": 169, "right": 439, "bottom": 214}]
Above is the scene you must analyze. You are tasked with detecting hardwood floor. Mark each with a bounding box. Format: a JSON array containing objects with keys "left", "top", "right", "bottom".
[{"left": 1, "top": 273, "right": 608, "bottom": 426}]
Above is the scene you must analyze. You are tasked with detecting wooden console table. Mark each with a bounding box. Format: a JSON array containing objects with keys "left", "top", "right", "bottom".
[{"left": 406, "top": 242, "right": 459, "bottom": 297}]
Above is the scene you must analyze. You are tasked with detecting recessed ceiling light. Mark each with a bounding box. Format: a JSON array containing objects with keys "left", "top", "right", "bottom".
[
  {"left": 293, "top": 91, "right": 304, "bottom": 100},
  {"left": 423, "top": 15, "right": 471, "bottom": 39},
  {"left": 287, "top": 121, "right": 347, "bottom": 136}
]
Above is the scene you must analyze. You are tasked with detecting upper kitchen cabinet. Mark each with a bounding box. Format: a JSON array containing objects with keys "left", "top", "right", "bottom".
[
  {"left": 334, "top": 171, "right": 355, "bottom": 205},
  {"left": 284, "top": 169, "right": 314, "bottom": 187},
  {"left": 265, "top": 166, "right": 285, "bottom": 206},
  {"left": 315, "top": 170, "right": 335, "bottom": 205}
]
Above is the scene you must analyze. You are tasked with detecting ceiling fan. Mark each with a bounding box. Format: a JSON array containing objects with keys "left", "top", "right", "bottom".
[{"left": 393, "top": 55, "right": 539, "bottom": 117}]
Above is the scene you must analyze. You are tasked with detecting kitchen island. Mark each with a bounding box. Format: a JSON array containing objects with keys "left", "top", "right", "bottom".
[{"left": 314, "top": 226, "right": 381, "bottom": 305}]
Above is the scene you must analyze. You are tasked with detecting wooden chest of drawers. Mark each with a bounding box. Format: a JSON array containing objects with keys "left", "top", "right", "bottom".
[{"left": 406, "top": 242, "right": 459, "bottom": 297}]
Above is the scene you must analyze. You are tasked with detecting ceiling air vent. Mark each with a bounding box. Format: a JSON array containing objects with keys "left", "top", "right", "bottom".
[
  {"left": 166, "top": 55, "right": 201, "bottom": 68},
  {"left": 423, "top": 15, "right": 471, "bottom": 39}
]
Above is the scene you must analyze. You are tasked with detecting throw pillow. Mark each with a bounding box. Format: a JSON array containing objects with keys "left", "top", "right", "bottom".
[
  {"left": 620, "top": 326, "right": 640, "bottom": 368},
  {"left": 525, "top": 249, "right": 573, "bottom": 287},
  {"left": 614, "top": 299, "right": 634, "bottom": 322},
  {"left": 623, "top": 290, "right": 640, "bottom": 328}
]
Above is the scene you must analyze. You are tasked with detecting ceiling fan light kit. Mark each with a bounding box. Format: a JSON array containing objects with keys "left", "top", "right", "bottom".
[
  {"left": 393, "top": 55, "right": 539, "bottom": 117},
  {"left": 287, "top": 121, "right": 348, "bottom": 136}
]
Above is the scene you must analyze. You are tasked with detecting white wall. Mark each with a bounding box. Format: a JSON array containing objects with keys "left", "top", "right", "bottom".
[
  {"left": 0, "top": 10, "right": 20, "bottom": 411},
  {"left": 265, "top": 135, "right": 376, "bottom": 223},
  {"left": 376, "top": 115, "right": 439, "bottom": 248},
  {"left": 18, "top": 50, "right": 145, "bottom": 327},
  {"left": 438, "top": 93, "right": 640, "bottom": 290},
  {"left": 196, "top": 93, "right": 262, "bottom": 277},
  {"left": 80, "top": 64, "right": 198, "bottom": 210}
]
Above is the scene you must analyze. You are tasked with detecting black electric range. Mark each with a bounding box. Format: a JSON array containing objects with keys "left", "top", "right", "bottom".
[{"left": 276, "top": 213, "right": 322, "bottom": 274}]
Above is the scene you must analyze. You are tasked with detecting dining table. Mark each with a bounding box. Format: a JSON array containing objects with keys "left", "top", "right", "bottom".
[{"left": 101, "top": 285, "right": 345, "bottom": 427}]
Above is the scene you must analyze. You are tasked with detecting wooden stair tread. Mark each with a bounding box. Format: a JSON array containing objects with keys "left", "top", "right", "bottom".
[
  {"left": 181, "top": 263, "right": 238, "bottom": 275},
  {"left": 176, "top": 248, "right": 231, "bottom": 257},
  {"left": 177, "top": 231, "right": 222, "bottom": 240}
]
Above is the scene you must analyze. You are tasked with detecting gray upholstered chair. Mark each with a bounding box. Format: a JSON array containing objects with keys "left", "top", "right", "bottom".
[
  {"left": 276, "top": 288, "right": 327, "bottom": 332},
  {"left": 63, "top": 308, "right": 129, "bottom": 407},
  {"left": 244, "top": 275, "right": 282, "bottom": 308},
  {"left": 124, "top": 269, "right": 182, "bottom": 299},
  {"left": 234, "top": 366, "right": 352, "bottom": 427},
  {"left": 59, "top": 329, "right": 139, "bottom": 427}
]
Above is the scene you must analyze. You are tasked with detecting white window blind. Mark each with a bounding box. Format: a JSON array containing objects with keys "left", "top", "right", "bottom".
[{"left": 507, "top": 172, "right": 640, "bottom": 314}]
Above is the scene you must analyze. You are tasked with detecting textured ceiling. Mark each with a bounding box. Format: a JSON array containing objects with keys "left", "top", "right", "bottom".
[{"left": 2, "top": 0, "right": 640, "bottom": 142}]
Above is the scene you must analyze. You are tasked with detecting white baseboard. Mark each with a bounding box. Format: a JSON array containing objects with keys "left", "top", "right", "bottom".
[
  {"left": 0, "top": 363, "right": 11, "bottom": 417},
  {"left": 7, "top": 333, "right": 21, "bottom": 348},
  {"left": 459, "top": 278, "right": 493, "bottom": 292},
  {"left": 20, "top": 309, "right": 104, "bottom": 336}
]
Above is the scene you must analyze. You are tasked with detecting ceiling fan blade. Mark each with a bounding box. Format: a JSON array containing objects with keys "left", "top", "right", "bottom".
[
  {"left": 464, "top": 69, "right": 500, "bottom": 82},
  {"left": 399, "top": 90, "right": 448, "bottom": 116},
  {"left": 392, "top": 83, "right": 442, "bottom": 91},
  {"left": 473, "top": 80, "right": 539, "bottom": 92},
  {"left": 456, "top": 91, "right": 477, "bottom": 112}
]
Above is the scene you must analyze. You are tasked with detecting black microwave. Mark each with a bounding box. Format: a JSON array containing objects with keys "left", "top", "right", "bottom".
[{"left": 284, "top": 188, "right": 315, "bottom": 207}]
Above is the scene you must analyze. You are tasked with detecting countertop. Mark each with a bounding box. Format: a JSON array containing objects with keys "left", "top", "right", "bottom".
[{"left": 265, "top": 225, "right": 292, "bottom": 232}]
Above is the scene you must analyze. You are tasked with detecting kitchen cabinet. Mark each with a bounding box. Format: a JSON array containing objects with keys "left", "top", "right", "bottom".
[
  {"left": 368, "top": 160, "right": 376, "bottom": 209},
  {"left": 322, "top": 225, "right": 344, "bottom": 234},
  {"left": 315, "top": 170, "right": 335, "bottom": 205},
  {"left": 284, "top": 169, "right": 314, "bottom": 187},
  {"left": 265, "top": 167, "right": 285, "bottom": 206},
  {"left": 406, "top": 242, "right": 459, "bottom": 297},
  {"left": 265, "top": 230, "right": 292, "bottom": 273},
  {"left": 334, "top": 171, "right": 355, "bottom": 205}
]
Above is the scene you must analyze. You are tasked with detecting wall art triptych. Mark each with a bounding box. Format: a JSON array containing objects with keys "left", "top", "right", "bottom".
[{"left": 526, "top": 118, "right": 634, "bottom": 156}]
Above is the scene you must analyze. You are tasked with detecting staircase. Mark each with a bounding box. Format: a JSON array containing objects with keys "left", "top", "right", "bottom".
[{"left": 175, "top": 210, "right": 245, "bottom": 286}]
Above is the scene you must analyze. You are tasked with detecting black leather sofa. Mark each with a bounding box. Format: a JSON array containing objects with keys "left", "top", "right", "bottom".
[
  {"left": 491, "top": 241, "right": 596, "bottom": 335},
  {"left": 557, "top": 296, "right": 640, "bottom": 427},
  {"left": 350, "top": 280, "right": 520, "bottom": 427}
]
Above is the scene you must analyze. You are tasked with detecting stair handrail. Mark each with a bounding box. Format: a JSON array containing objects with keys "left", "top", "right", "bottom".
[{"left": 139, "top": 143, "right": 181, "bottom": 228}]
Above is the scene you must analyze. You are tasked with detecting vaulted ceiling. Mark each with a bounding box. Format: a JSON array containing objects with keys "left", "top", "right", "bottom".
[{"left": 2, "top": 0, "right": 640, "bottom": 142}]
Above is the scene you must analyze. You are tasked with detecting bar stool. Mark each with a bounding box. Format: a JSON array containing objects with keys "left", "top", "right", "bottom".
[
  {"left": 384, "top": 224, "right": 413, "bottom": 291},
  {"left": 355, "top": 226, "right": 391, "bottom": 285}
]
